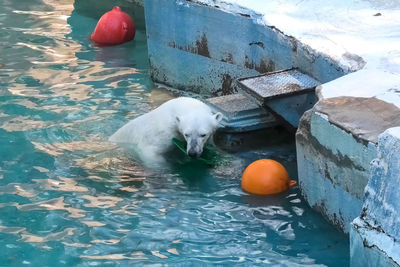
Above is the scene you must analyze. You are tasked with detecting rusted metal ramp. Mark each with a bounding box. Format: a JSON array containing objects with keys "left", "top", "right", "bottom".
[{"left": 237, "top": 69, "right": 320, "bottom": 129}]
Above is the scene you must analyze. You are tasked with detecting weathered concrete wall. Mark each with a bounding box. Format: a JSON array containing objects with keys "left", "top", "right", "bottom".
[
  {"left": 350, "top": 127, "right": 400, "bottom": 266},
  {"left": 296, "top": 112, "right": 375, "bottom": 232},
  {"left": 144, "top": 0, "right": 351, "bottom": 95},
  {"left": 297, "top": 97, "right": 400, "bottom": 232},
  {"left": 351, "top": 218, "right": 399, "bottom": 267}
]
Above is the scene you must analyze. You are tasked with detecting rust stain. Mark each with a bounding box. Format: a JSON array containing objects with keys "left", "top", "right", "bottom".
[
  {"left": 220, "top": 74, "right": 234, "bottom": 95},
  {"left": 244, "top": 56, "right": 275, "bottom": 73},
  {"left": 290, "top": 38, "right": 298, "bottom": 52},
  {"left": 211, "top": 74, "right": 236, "bottom": 96},
  {"left": 310, "top": 201, "right": 346, "bottom": 232},
  {"left": 249, "top": 41, "right": 264, "bottom": 49},
  {"left": 285, "top": 83, "right": 302, "bottom": 91},
  {"left": 257, "top": 59, "right": 275, "bottom": 73},
  {"left": 168, "top": 33, "right": 210, "bottom": 58},
  {"left": 296, "top": 111, "right": 367, "bottom": 172},
  {"left": 239, "top": 13, "right": 250, "bottom": 18},
  {"left": 195, "top": 33, "right": 210, "bottom": 57}
]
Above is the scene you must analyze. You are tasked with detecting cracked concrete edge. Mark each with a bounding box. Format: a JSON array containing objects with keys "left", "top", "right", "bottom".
[
  {"left": 351, "top": 217, "right": 400, "bottom": 266},
  {"left": 185, "top": 0, "right": 366, "bottom": 75}
]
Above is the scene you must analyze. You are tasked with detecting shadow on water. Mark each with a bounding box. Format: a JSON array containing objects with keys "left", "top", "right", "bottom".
[{"left": 172, "top": 161, "right": 218, "bottom": 193}]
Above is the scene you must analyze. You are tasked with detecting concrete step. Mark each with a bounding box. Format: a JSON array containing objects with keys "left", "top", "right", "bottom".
[
  {"left": 206, "top": 93, "right": 278, "bottom": 133},
  {"left": 237, "top": 69, "right": 320, "bottom": 128}
]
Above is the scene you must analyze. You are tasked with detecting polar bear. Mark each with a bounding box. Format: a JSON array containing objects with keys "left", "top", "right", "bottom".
[{"left": 109, "top": 97, "right": 223, "bottom": 165}]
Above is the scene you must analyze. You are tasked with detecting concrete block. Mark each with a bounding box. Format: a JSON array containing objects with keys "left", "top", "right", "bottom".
[
  {"left": 147, "top": 39, "right": 258, "bottom": 96},
  {"left": 350, "top": 127, "right": 400, "bottom": 267},
  {"left": 351, "top": 218, "right": 399, "bottom": 267},
  {"left": 297, "top": 97, "right": 400, "bottom": 232},
  {"left": 206, "top": 93, "right": 278, "bottom": 132},
  {"left": 363, "top": 127, "right": 400, "bottom": 239},
  {"left": 143, "top": 0, "right": 349, "bottom": 95},
  {"left": 350, "top": 218, "right": 400, "bottom": 267},
  {"left": 296, "top": 111, "right": 376, "bottom": 232}
]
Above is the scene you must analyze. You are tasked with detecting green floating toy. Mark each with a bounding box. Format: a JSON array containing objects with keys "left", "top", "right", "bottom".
[{"left": 172, "top": 138, "right": 219, "bottom": 166}]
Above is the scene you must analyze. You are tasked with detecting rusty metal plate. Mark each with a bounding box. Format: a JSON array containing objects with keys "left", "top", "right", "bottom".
[{"left": 238, "top": 69, "right": 320, "bottom": 105}]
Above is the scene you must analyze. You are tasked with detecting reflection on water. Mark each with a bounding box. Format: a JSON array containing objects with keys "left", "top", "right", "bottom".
[{"left": 0, "top": 0, "right": 349, "bottom": 266}]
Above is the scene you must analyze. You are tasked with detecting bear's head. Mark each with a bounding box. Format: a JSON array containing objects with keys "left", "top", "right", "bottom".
[{"left": 176, "top": 111, "right": 223, "bottom": 158}]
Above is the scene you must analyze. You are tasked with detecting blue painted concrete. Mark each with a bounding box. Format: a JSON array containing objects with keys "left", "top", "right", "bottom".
[
  {"left": 268, "top": 92, "right": 317, "bottom": 128},
  {"left": 350, "top": 127, "right": 400, "bottom": 266},
  {"left": 144, "top": 0, "right": 350, "bottom": 95},
  {"left": 296, "top": 111, "right": 377, "bottom": 232},
  {"left": 147, "top": 39, "right": 259, "bottom": 95},
  {"left": 351, "top": 218, "right": 399, "bottom": 267},
  {"left": 363, "top": 127, "right": 400, "bottom": 239}
]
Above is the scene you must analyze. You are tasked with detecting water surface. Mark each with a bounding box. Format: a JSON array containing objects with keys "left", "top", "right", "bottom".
[{"left": 0, "top": 0, "right": 349, "bottom": 266}]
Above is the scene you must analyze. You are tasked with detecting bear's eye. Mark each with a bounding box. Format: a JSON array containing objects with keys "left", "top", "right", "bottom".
[
  {"left": 200, "top": 134, "right": 207, "bottom": 138},
  {"left": 184, "top": 134, "right": 189, "bottom": 138}
]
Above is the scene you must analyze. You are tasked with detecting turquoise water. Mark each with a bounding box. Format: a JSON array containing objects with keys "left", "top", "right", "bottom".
[{"left": 0, "top": 0, "right": 349, "bottom": 266}]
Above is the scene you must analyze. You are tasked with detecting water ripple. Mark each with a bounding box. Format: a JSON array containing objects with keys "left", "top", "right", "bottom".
[{"left": 0, "top": 0, "right": 349, "bottom": 266}]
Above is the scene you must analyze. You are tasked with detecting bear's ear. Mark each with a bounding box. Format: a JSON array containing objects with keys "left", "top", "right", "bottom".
[{"left": 213, "top": 112, "right": 223, "bottom": 123}]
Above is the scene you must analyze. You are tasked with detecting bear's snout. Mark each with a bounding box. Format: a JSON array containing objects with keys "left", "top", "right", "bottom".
[
  {"left": 187, "top": 139, "right": 203, "bottom": 158},
  {"left": 188, "top": 149, "right": 201, "bottom": 158}
]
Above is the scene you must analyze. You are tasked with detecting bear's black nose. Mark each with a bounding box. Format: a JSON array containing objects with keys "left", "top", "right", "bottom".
[{"left": 188, "top": 150, "right": 198, "bottom": 158}]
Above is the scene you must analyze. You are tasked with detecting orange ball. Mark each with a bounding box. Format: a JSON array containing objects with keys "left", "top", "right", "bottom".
[{"left": 241, "top": 159, "right": 296, "bottom": 195}]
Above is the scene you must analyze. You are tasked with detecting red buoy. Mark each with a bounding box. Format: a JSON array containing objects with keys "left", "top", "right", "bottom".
[{"left": 90, "top": 6, "right": 135, "bottom": 46}]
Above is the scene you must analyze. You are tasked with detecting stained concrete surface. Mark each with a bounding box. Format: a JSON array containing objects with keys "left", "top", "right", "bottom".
[
  {"left": 144, "top": 0, "right": 349, "bottom": 96},
  {"left": 351, "top": 128, "right": 400, "bottom": 266},
  {"left": 296, "top": 109, "right": 377, "bottom": 232},
  {"left": 315, "top": 97, "right": 400, "bottom": 144}
]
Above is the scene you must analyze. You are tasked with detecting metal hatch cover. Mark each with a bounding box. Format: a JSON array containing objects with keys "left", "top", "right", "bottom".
[{"left": 237, "top": 69, "right": 320, "bottom": 106}]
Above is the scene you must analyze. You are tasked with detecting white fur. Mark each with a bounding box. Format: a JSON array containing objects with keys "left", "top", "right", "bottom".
[{"left": 109, "top": 97, "right": 222, "bottom": 165}]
